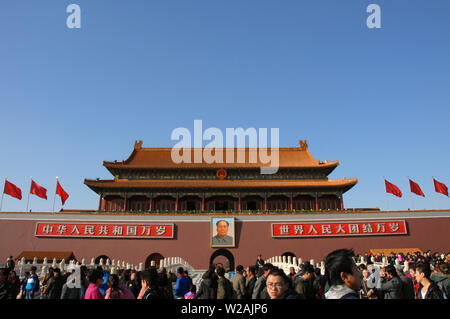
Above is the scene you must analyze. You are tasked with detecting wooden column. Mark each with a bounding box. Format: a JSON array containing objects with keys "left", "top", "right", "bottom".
[
  {"left": 98, "top": 194, "right": 103, "bottom": 211},
  {"left": 238, "top": 194, "right": 241, "bottom": 211},
  {"left": 340, "top": 194, "right": 343, "bottom": 210},
  {"left": 149, "top": 195, "right": 153, "bottom": 212},
  {"left": 175, "top": 193, "right": 179, "bottom": 212},
  {"left": 123, "top": 195, "right": 127, "bottom": 211},
  {"left": 201, "top": 193, "right": 205, "bottom": 211},
  {"left": 290, "top": 193, "right": 293, "bottom": 211},
  {"left": 264, "top": 193, "right": 267, "bottom": 211},
  {"left": 315, "top": 194, "right": 319, "bottom": 211}
]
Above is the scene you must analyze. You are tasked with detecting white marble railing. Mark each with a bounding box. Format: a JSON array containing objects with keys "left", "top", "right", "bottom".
[{"left": 14, "top": 256, "right": 143, "bottom": 279}]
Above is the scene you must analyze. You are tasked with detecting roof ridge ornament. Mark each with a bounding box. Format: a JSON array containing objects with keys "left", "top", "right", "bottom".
[
  {"left": 134, "top": 140, "right": 143, "bottom": 151},
  {"left": 299, "top": 140, "right": 308, "bottom": 151}
]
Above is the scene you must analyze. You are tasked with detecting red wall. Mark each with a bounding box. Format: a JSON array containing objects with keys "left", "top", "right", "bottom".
[{"left": 1, "top": 214, "right": 449, "bottom": 269}]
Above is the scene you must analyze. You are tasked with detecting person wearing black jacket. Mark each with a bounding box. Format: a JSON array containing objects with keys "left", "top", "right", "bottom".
[
  {"left": 396, "top": 265, "right": 415, "bottom": 299},
  {"left": 245, "top": 266, "right": 257, "bottom": 299},
  {"left": 46, "top": 268, "right": 66, "bottom": 299},
  {"left": 368, "top": 265, "right": 403, "bottom": 299},
  {"left": 415, "top": 262, "right": 444, "bottom": 299}
]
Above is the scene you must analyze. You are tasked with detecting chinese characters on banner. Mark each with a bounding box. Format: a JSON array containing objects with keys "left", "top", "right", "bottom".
[
  {"left": 272, "top": 220, "right": 407, "bottom": 238},
  {"left": 35, "top": 223, "right": 174, "bottom": 239}
]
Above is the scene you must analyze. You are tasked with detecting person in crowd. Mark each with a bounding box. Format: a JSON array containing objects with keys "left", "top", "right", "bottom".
[
  {"left": 245, "top": 266, "right": 257, "bottom": 299},
  {"left": 61, "top": 271, "right": 83, "bottom": 299},
  {"left": 415, "top": 262, "right": 444, "bottom": 299},
  {"left": 158, "top": 268, "right": 174, "bottom": 299},
  {"left": 216, "top": 267, "right": 233, "bottom": 299},
  {"left": 6, "top": 257, "right": 15, "bottom": 272},
  {"left": 293, "top": 263, "right": 316, "bottom": 299},
  {"left": 7, "top": 270, "right": 20, "bottom": 299},
  {"left": 406, "top": 263, "right": 420, "bottom": 298},
  {"left": 184, "top": 270, "right": 193, "bottom": 287},
  {"left": 174, "top": 267, "right": 190, "bottom": 299},
  {"left": 79, "top": 266, "right": 90, "bottom": 299},
  {"left": 40, "top": 268, "right": 54, "bottom": 299},
  {"left": 324, "top": 249, "right": 361, "bottom": 299},
  {"left": 105, "top": 274, "right": 135, "bottom": 299},
  {"left": 139, "top": 269, "right": 164, "bottom": 299},
  {"left": 20, "top": 271, "right": 30, "bottom": 299},
  {"left": 0, "top": 268, "right": 15, "bottom": 300},
  {"left": 97, "top": 266, "right": 110, "bottom": 297},
  {"left": 360, "top": 269, "right": 373, "bottom": 299},
  {"left": 266, "top": 268, "right": 303, "bottom": 299},
  {"left": 396, "top": 265, "right": 415, "bottom": 299},
  {"left": 118, "top": 270, "right": 129, "bottom": 287},
  {"left": 230, "top": 265, "right": 246, "bottom": 299},
  {"left": 431, "top": 262, "right": 450, "bottom": 298},
  {"left": 288, "top": 267, "right": 296, "bottom": 283},
  {"left": 24, "top": 266, "right": 39, "bottom": 299},
  {"left": 252, "top": 263, "right": 273, "bottom": 299},
  {"left": 46, "top": 267, "right": 66, "bottom": 299},
  {"left": 194, "top": 270, "right": 215, "bottom": 299},
  {"left": 368, "top": 265, "right": 403, "bottom": 299},
  {"left": 84, "top": 269, "right": 104, "bottom": 299},
  {"left": 167, "top": 269, "right": 177, "bottom": 285},
  {"left": 313, "top": 267, "right": 326, "bottom": 299},
  {"left": 126, "top": 270, "right": 141, "bottom": 298},
  {"left": 255, "top": 254, "right": 265, "bottom": 270},
  {"left": 184, "top": 285, "right": 196, "bottom": 299}
]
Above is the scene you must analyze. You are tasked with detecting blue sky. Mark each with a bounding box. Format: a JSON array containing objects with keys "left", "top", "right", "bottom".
[{"left": 0, "top": 0, "right": 449, "bottom": 212}]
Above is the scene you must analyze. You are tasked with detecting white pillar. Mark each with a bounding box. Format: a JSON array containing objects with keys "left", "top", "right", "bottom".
[
  {"left": 282, "top": 256, "right": 286, "bottom": 263},
  {"left": 139, "top": 263, "right": 144, "bottom": 271},
  {"left": 90, "top": 258, "right": 95, "bottom": 266},
  {"left": 292, "top": 257, "right": 297, "bottom": 266},
  {"left": 81, "top": 258, "right": 86, "bottom": 266},
  {"left": 32, "top": 257, "right": 38, "bottom": 265},
  {"left": 310, "top": 259, "right": 315, "bottom": 266},
  {"left": 287, "top": 256, "right": 292, "bottom": 264},
  {"left": 298, "top": 258, "right": 303, "bottom": 265}
]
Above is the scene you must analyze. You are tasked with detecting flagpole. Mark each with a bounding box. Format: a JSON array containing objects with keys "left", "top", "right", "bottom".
[
  {"left": 383, "top": 176, "right": 389, "bottom": 211},
  {"left": 52, "top": 177, "right": 58, "bottom": 214},
  {"left": 0, "top": 178, "right": 5, "bottom": 212},
  {"left": 26, "top": 177, "right": 32, "bottom": 213},
  {"left": 408, "top": 176, "right": 414, "bottom": 211},
  {"left": 433, "top": 176, "right": 439, "bottom": 210}
]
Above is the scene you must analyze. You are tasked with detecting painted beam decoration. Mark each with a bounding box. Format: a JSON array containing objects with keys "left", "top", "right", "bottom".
[
  {"left": 272, "top": 220, "right": 407, "bottom": 238},
  {"left": 35, "top": 223, "right": 174, "bottom": 239}
]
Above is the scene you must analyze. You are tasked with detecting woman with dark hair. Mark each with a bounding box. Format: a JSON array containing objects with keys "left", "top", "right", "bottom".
[
  {"left": 84, "top": 269, "right": 104, "bottom": 299},
  {"left": 194, "top": 270, "right": 215, "bottom": 299},
  {"left": 158, "top": 268, "right": 174, "bottom": 299},
  {"left": 105, "top": 274, "right": 135, "bottom": 299},
  {"left": 139, "top": 269, "right": 165, "bottom": 299},
  {"left": 126, "top": 270, "right": 142, "bottom": 298}
]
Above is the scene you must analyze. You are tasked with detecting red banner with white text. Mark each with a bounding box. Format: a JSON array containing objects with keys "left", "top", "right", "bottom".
[
  {"left": 272, "top": 220, "right": 407, "bottom": 238},
  {"left": 35, "top": 223, "right": 174, "bottom": 239}
]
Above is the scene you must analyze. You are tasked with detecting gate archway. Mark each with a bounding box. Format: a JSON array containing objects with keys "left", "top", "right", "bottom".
[
  {"left": 210, "top": 248, "right": 235, "bottom": 272},
  {"left": 145, "top": 253, "right": 164, "bottom": 269}
]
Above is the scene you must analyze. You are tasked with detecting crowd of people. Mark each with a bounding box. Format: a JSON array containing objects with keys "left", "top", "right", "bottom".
[{"left": 0, "top": 250, "right": 448, "bottom": 300}]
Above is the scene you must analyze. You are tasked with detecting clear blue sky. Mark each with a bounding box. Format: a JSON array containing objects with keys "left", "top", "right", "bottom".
[{"left": 1, "top": 0, "right": 449, "bottom": 212}]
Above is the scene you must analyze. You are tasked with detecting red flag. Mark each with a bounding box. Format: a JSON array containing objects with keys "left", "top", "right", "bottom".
[
  {"left": 409, "top": 179, "right": 425, "bottom": 197},
  {"left": 30, "top": 180, "right": 47, "bottom": 200},
  {"left": 56, "top": 180, "right": 69, "bottom": 205},
  {"left": 4, "top": 180, "right": 22, "bottom": 200},
  {"left": 385, "top": 179, "right": 402, "bottom": 197},
  {"left": 433, "top": 179, "right": 448, "bottom": 197}
]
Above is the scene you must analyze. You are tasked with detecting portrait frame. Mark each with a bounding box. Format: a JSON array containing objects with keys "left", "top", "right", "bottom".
[{"left": 210, "top": 216, "right": 235, "bottom": 248}]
